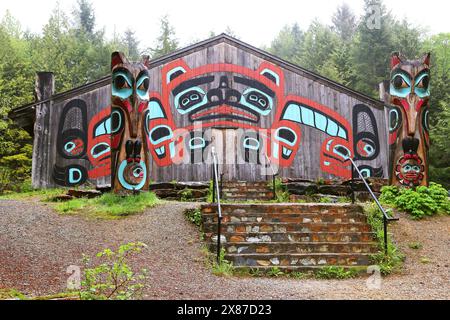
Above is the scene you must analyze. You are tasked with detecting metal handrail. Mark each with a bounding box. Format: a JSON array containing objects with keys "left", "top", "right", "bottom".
[
  {"left": 265, "top": 154, "right": 278, "bottom": 200},
  {"left": 211, "top": 147, "right": 223, "bottom": 262},
  {"left": 348, "top": 157, "right": 398, "bottom": 255}
]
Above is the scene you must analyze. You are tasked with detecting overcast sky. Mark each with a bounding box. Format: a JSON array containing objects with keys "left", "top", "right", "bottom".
[{"left": 0, "top": 0, "right": 448, "bottom": 49}]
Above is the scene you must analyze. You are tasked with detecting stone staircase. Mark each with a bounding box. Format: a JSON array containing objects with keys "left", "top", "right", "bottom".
[
  {"left": 221, "top": 181, "right": 275, "bottom": 202},
  {"left": 201, "top": 203, "right": 378, "bottom": 272}
]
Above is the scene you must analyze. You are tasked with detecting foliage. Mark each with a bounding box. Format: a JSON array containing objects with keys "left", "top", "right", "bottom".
[
  {"left": 272, "top": 177, "right": 290, "bottom": 202},
  {"left": 150, "top": 15, "right": 179, "bottom": 58},
  {"left": 211, "top": 248, "right": 234, "bottom": 277},
  {"left": 185, "top": 208, "right": 202, "bottom": 227},
  {"left": 380, "top": 183, "right": 450, "bottom": 219},
  {"left": 315, "top": 266, "right": 358, "bottom": 279},
  {"left": 180, "top": 188, "right": 193, "bottom": 202},
  {"left": 266, "top": 267, "right": 284, "bottom": 277},
  {"left": 0, "top": 186, "right": 65, "bottom": 200},
  {"left": 79, "top": 242, "right": 148, "bottom": 300},
  {"left": 364, "top": 202, "right": 404, "bottom": 274},
  {"left": 0, "top": 288, "right": 26, "bottom": 300},
  {"left": 408, "top": 242, "right": 422, "bottom": 250},
  {"left": 55, "top": 192, "right": 160, "bottom": 218}
]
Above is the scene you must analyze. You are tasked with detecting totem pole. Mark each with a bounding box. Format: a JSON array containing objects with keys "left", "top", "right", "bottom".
[
  {"left": 388, "top": 52, "right": 431, "bottom": 187},
  {"left": 111, "top": 52, "right": 151, "bottom": 194}
]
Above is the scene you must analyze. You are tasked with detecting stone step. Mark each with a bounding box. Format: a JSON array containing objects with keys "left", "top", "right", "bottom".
[
  {"left": 232, "top": 265, "right": 368, "bottom": 273},
  {"left": 201, "top": 203, "right": 364, "bottom": 215},
  {"left": 226, "top": 253, "right": 373, "bottom": 267},
  {"left": 202, "top": 212, "right": 367, "bottom": 224},
  {"left": 210, "top": 242, "right": 378, "bottom": 254},
  {"left": 205, "top": 231, "right": 376, "bottom": 243},
  {"left": 223, "top": 192, "right": 274, "bottom": 199},
  {"left": 203, "top": 222, "right": 372, "bottom": 233},
  {"left": 222, "top": 181, "right": 270, "bottom": 187}
]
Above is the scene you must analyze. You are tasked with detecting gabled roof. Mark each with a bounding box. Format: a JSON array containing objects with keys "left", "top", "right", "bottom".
[{"left": 9, "top": 33, "right": 384, "bottom": 129}]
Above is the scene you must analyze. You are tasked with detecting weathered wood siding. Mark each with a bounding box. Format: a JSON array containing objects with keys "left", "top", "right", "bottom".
[{"left": 32, "top": 38, "right": 388, "bottom": 188}]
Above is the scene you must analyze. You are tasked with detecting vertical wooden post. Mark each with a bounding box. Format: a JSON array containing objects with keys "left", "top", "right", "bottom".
[{"left": 32, "top": 72, "right": 55, "bottom": 188}]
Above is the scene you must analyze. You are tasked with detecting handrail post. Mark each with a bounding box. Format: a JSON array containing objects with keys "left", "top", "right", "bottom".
[
  {"left": 211, "top": 164, "right": 216, "bottom": 203},
  {"left": 383, "top": 214, "right": 388, "bottom": 255},
  {"left": 211, "top": 147, "right": 223, "bottom": 263},
  {"left": 347, "top": 157, "right": 397, "bottom": 257},
  {"left": 351, "top": 161, "right": 355, "bottom": 204}
]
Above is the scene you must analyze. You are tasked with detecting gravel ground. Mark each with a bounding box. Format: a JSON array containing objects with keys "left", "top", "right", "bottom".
[{"left": 0, "top": 199, "right": 448, "bottom": 299}]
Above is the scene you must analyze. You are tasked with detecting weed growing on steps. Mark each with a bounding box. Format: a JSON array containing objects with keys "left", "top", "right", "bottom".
[
  {"left": 364, "top": 202, "right": 405, "bottom": 275},
  {"left": 315, "top": 266, "right": 359, "bottom": 279},
  {"left": 185, "top": 208, "right": 202, "bottom": 227},
  {"left": 266, "top": 267, "right": 284, "bottom": 277},
  {"left": 211, "top": 248, "right": 234, "bottom": 277}
]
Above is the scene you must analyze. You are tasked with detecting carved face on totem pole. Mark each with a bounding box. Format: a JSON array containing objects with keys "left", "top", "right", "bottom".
[
  {"left": 111, "top": 52, "right": 151, "bottom": 193},
  {"left": 388, "top": 52, "right": 431, "bottom": 187}
]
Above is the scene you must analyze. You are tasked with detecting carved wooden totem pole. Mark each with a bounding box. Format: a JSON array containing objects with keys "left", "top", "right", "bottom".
[
  {"left": 388, "top": 52, "right": 431, "bottom": 187},
  {"left": 111, "top": 52, "right": 151, "bottom": 194}
]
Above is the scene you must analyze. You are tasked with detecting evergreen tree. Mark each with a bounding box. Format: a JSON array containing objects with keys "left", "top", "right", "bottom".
[
  {"left": 269, "top": 23, "right": 304, "bottom": 64},
  {"left": 122, "top": 28, "right": 141, "bottom": 61},
  {"left": 73, "top": 0, "right": 96, "bottom": 35},
  {"left": 332, "top": 3, "right": 357, "bottom": 42},
  {"left": 151, "top": 16, "right": 179, "bottom": 58},
  {"left": 351, "top": 0, "right": 396, "bottom": 97}
]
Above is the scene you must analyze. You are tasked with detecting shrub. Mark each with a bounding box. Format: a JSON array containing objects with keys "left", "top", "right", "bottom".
[
  {"left": 212, "top": 248, "right": 234, "bottom": 276},
  {"left": 364, "top": 202, "right": 404, "bottom": 274},
  {"left": 380, "top": 183, "right": 450, "bottom": 219},
  {"left": 185, "top": 208, "right": 202, "bottom": 227},
  {"left": 79, "top": 242, "right": 148, "bottom": 300},
  {"left": 315, "top": 266, "right": 358, "bottom": 279}
]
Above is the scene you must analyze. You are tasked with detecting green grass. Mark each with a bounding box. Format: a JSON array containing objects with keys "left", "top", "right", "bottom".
[
  {"left": 364, "top": 202, "right": 405, "bottom": 275},
  {"left": 55, "top": 192, "right": 160, "bottom": 219},
  {"left": 0, "top": 188, "right": 66, "bottom": 201},
  {"left": 408, "top": 242, "right": 423, "bottom": 250},
  {"left": 0, "top": 288, "right": 27, "bottom": 300},
  {"left": 315, "top": 266, "right": 359, "bottom": 279}
]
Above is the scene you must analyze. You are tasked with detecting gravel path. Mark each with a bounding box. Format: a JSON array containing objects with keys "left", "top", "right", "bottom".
[{"left": 0, "top": 199, "right": 448, "bottom": 299}]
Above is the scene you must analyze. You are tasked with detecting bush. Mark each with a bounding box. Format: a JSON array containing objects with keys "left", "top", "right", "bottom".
[
  {"left": 380, "top": 183, "right": 450, "bottom": 219},
  {"left": 364, "top": 202, "right": 404, "bottom": 275},
  {"left": 79, "top": 242, "right": 148, "bottom": 300}
]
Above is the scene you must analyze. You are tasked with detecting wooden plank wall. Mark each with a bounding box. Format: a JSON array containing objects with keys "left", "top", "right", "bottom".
[{"left": 32, "top": 41, "right": 388, "bottom": 187}]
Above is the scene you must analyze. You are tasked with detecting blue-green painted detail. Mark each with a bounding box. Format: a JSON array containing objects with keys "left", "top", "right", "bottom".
[
  {"left": 283, "top": 104, "right": 302, "bottom": 123},
  {"left": 326, "top": 120, "right": 338, "bottom": 136},
  {"left": 260, "top": 68, "right": 280, "bottom": 86},
  {"left": 314, "top": 113, "right": 327, "bottom": 131},
  {"left": 69, "top": 168, "right": 83, "bottom": 184},
  {"left": 95, "top": 118, "right": 111, "bottom": 136},
  {"left": 282, "top": 103, "right": 346, "bottom": 139},
  {"left": 243, "top": 137, "right": 260, "bottom": 150},
  {"left": 275, "top": 127, "right": 297, "bottom": 146},
  {"left": 64, "top": 142, "right": 76, "bottom": 153},
  {"left": 166, "top": 66, "right": 186, "bottom": 84},
  {"left": 169, "top": 142, "right": 175, "bottom": 158},
  {"left": 390, "top": 73, "right": 411, "bottom": 98},
  {"left": 189, "top": 137, "right": 206, "bottom": 150},
  {"left": 149, "top": 100, "right": 165, "bottom": 119},
  {"left": 414, "top": 73, "right": 430, "bottom": 98},
  {"left": 272, "top": 143, "right": 279, "bottom": 159},
  {"left": 174, "top": 87, "right": 207, "bottom": 114},
  {"left": 240, "top": 88, "right": 273, "bottom": 115},
  {"left": 111, "top": 110, "right": 122, "bottom": 133},
  {"left": 360, "top": 168, "right": 371, "bottom": 178},
  {"left": 117, "top": 160, "right": 147, "bottom": 191},
  {"left": 149, "top": 125, "right": 173, "bottom": 145},
  {"left": 91, "top": 143, "right": 110, "bottom": 159},
  {"left": 389, "top": 109, "right": 399, "bottom": 131},
  {"left": 136, "top": 75, "right": 149, "bottom": 99},
  {"left": 337, "top": 127, "right": 347, "bottom": 140},
  {"left": 333, "top": 144, "right": 350, "bottom": 160},
  {"left": 301, "top": 107, "right": 314, "bottom": 126},
  {"left": 112, "top": 72, "right": 133, "bottom": 99}
]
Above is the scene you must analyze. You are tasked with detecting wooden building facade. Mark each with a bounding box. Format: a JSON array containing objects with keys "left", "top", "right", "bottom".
[{"left": 10, "top": 35, "right": 388, "bottom": 188}]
